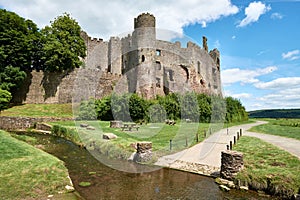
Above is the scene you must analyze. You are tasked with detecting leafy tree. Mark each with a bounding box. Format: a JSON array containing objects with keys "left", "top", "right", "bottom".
[
  {"left": 0, "top": 89, "right": 12, "bottom": 113},
  {"left": 0, "top": 9, "right": 42, "bottom": 71},
  {"left": 157, "top": 93, "right": 180, "bottom": 120},
  {"left": 95, "top": 96, "right": 113, "bottom": 121},
  {"left": 0, "top": 65, "right": 26, "bottom": 91},
  {"left": 180, "top": 92, "right": 199, "bottom": 122},
  {"left": 197, "top": 94, "right": 212, "bottom": 123},
  {"left": 225, "top": 97, "right": 248, "bottom": 122},
  {"left": 129, "top": 93, "right": 148, "bottom": 122},
  {"left": 78, "top": 99, "right": 97, "bottom": 120},
  {"left": 111, "top": 94, "right": 131, "bottom": 121},
  {"left": 210, "top": 95, "right": 226, "bottom": 122},
  {"left": 147, "top": 103, "right": 167, "bottom": 123},
  {"left": 41, "top": 13, "right": 86, "bottom": 72}
]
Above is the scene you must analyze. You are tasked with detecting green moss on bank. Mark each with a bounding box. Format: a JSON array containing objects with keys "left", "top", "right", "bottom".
[
  {"left": 233, "top": 136, "right": 300, "bottom": 198},
  {"left": 0, "top": 130, "right": 72, "bottom": 199},
  {"left": 1, "top": 103, "right": 73, "bottom": 118}
]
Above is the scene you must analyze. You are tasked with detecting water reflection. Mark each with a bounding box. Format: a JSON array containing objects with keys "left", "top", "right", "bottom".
[{"left": 25, "top": 133, "right": 273, "bottom": 200}]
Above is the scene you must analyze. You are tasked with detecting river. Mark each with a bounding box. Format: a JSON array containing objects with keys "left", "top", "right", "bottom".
[{"left": 22, "top": 132, "right": 273, "bottom": 200}]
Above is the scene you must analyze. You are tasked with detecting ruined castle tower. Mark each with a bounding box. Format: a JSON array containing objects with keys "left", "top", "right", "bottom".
[{"left": 132, "top": 13, "right": 157, "bottom": 98}]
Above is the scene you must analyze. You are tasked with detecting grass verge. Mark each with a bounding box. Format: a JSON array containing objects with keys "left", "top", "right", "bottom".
[
  {"left": 233, "top": 136, "right": 300, "bottom": 198},
  {"left": 49, "top": 120, "right": 254, "bottom": 161},
  {"left": 0, "top": 130, "right": 72, "bottom": 199},
  {"left": 249, "top": 118, "right": 300, "bottom": 140},
  {"left": 1, "top": 104, "right": 73, "bottom": 118}
]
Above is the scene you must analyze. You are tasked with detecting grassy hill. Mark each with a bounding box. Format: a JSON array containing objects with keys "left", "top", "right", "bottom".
[{"left": 249, "top": 109, "right": 300, "bottom": 118}]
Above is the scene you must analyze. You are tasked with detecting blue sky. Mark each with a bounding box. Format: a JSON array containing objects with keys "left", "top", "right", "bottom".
[{"left": 1, "top": 0, "right": 299, "bottom": 111}]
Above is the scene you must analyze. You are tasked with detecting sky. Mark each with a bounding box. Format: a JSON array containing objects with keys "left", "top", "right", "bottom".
[{"left": 0, "top": 0, "right": 299, "bottom": 111}]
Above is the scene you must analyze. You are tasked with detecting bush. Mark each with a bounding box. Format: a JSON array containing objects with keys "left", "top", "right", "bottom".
[
  {"left": 78, "top": 99, "right": 97, "bottom": 120},
  {"left": 78, "top": 93, "right": 248, "bottom": 124}
]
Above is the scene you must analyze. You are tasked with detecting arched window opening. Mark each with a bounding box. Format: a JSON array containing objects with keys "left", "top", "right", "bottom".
[{"left": 197, "top": 61, "right": 201, "bottom": 74}]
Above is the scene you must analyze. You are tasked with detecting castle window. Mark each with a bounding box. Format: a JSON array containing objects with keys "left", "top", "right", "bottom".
[
  {"left": 156, "top": 49, "right": 161, "bottom": 56},
  {"left": 197, "top": 61, "right": 201, "bottom": 74},
  {"left": 200, "top": 79, "right": 204, "bottom": 86},
  {"left": 156, "top": 61, "right": 161, "bottom": 70},
  {"left": 212, "top": 68, "right": 216, "bottom": 74},
  {"left": 142, "top": 55, "right": 145, "bottom": 62},
  {"left": 169, "top": 70, "right": 174, "bottom": 81},
  {"left": 156, "top": 77, "right": 161, "bottom": 88}
]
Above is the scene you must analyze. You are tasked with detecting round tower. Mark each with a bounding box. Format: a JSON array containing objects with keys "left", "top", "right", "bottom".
[
  {"left": 132, "top": 13, "right": 157, "bottom": 99},
  {"left": 132, "top": 13, "right": 156, "bottom": 47}
]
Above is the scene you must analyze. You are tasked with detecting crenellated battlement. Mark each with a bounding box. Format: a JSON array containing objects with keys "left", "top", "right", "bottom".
[
  {"left": 90, "top": 37, "right": 104, "bottom": 42},
  {"left": 134, "top": 12, "right": 155, "bottom": 29}
]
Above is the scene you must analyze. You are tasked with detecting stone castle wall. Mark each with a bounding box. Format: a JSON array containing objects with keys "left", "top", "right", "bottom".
[
  {"left": 11, "top": 13, "right": 222, "bottom": 104},
  {"left": 12, "top": 68, "right": 121, "bottom": 104}
]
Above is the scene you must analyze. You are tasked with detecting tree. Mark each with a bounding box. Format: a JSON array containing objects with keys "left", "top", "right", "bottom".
[
  {"left": 197, "top": 94, "right": 212, "bottom": 123},
  {"left": 0, "top": 65, "right": 26, "bottom": 91},
  {"left": 225, "top": 97, "right": 248, "bottom": 122},
  {"left": 157, "top": 94, "right": 180, "bottom": 120},
  {"left": 41, "top": 13, "right": 86, "bottom": 72},
  {"left": 95, "top": 96, "right": 113, "bottom": 121},
  {"left": 0, "top": 9, "right": 42, "bottom": 71},
  {"left": 78, "top": 98, "right": 97, "bottom": 120},
  {"left": 129, "top": 93, "right": 148, "bottom": 122},
  {"left": 0, "top": 9, "right": 42, "bottom": 95},
  {"left": 0, "top": 89, "right": 12, "bottom": 113},
  {"left": 180, "top": 92, "right": 199, "bottom": 122}
]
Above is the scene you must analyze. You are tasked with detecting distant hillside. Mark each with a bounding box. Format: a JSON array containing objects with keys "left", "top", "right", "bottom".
[{"left": 249, "top": 109, "right": 300, "bottom": 118}]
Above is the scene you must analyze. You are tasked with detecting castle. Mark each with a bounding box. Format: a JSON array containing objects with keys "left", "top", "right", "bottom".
[{"left": 12, "top": 13, "right": 222, "bottom": 104}]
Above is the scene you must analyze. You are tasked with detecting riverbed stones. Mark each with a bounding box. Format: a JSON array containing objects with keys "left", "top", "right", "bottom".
[
  {"left": 86, "top": 126, "right": 95, "bottom": 130},
  {"left": 134, "top": 142, "right": 152, "bottom": 163},
  {"left": 219, "top": 185, "right": 230, "bottom": 192},
  {"left": 80, "top": 123, "right": 89, "bottom": 128},
  {"left": 110, "top": 120, "right": 123, "bottom": 128},
  {"left": 103, "top": 133, "right": 118, "bottom": 140},
  {"left": 36, "top": 122, "right": 52, "bottom": 131},
  {"left": 220, "top": 150, "right": 244, "bottom": 180},
  {"left": 215, "top": 178, "right": 235, "bottom": 188},
  {"left": 239, "top": 186, "right": 249, "bottom": 191}
]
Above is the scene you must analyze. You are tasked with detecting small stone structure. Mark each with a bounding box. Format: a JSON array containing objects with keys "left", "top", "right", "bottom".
[
  {"left": 110, "top": 120, "right": 123, "bottom": 128},
  {"left": 134, "top": 142, "right": 152, "bottom": 163},
  {"left": 0, "top": 116, "right": 72, "bottom": 131},
  {"left": 220, "top": 150, "right": 244, "bottom": 180}
]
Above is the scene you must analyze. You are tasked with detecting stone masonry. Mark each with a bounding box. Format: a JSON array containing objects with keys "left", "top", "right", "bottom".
[
  {"left": 220, "top": 150, "right": 244, "bottom": 180},
  {"left": 12, "top": 13, "right": 222, "bottom": 104}
]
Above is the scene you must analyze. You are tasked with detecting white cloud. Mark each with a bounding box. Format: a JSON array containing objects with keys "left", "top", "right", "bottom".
[
  {"left": 254, "top": 77, "right": 300, "bottom": 90},
  {"left": 231, "top": 93, "right": 252, "bottom": 99},
  {"left": 271, "top": 12, "right": 283, "bottom": 20},
  {"left": 231, "top": 35, "right": 236, "bottom": 39},
  {"left": 251, "top": 77, "right": 300, "bottom": 110},
  {"left": 0, "top": 0, "right": 239, "bottom": 40},
  {"left": 282, "top": 50, "right": 300, "bottom": 61},
  {"left": 221, "top": 66, "right": 277, "bottom": 85},
  {"left": 237, "top": 1, "right": 271, "bottom": 27}
]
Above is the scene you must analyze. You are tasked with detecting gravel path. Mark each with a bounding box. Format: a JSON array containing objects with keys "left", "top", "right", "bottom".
[{"left": 155, "top": 121, "right": 300, "bottom": 175}]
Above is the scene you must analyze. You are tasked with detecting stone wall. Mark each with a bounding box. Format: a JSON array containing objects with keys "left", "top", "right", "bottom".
[
  {"left": 12, "top": 68, "right": 121, "bottom": 104},
  {"left": 0, "top": 116, "right": 71, "bottom": 131}
]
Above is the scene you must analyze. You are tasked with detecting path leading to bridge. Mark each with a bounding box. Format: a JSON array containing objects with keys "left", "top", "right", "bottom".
[{"left": 155, "top": 121, "right": 300, "bottom": 176}]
